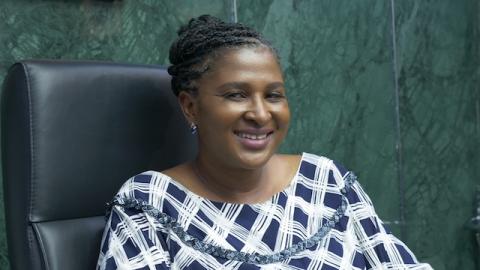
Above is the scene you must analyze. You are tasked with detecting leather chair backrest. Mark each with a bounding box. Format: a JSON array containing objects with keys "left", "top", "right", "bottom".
[{"left": 1, "top": 60, "right": 197, "bottom": 270}]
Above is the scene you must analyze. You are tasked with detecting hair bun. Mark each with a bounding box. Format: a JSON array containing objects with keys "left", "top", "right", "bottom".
[
  {"left": 177, "top": 15, "right": 223, "bottom": 36},
  {"left": 168, "top": 15, "right": 276, "bottom": 96}
]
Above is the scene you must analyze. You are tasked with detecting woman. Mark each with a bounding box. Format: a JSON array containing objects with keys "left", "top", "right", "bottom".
[{"left": 97, "top": 15, "right": 432, "bottom": 270}]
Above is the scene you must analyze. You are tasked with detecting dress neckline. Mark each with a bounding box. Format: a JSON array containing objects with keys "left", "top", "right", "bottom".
[{"left": 150, "top": 152, "right": 305, "bottom": 207}]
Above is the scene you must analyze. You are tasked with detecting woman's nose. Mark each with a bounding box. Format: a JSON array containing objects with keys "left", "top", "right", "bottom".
[{"left": 244, "top": 97, "right": 272, "bottom": 125}]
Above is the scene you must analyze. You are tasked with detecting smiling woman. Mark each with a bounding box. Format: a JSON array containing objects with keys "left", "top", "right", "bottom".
[
  {"left": 177, "top": 46, "right": 293, "bottom": 204},
  {"left": 96, "top": 15, "right": 433, "bottom": 270}
]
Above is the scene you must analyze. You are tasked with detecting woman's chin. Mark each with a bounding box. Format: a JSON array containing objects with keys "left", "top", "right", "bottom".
[{"left": 234, "top": 150, "right": 276, "bottom": 170}]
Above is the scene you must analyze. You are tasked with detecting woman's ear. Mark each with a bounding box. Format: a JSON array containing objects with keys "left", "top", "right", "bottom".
[{"left": 178, "top": 91, "right": 198, "bottom": 124}]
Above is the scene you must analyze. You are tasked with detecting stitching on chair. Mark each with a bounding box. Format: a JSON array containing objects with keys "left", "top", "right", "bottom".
[
  {"left": 20, "top": 62, "right": 39, "bottom": 266},
  {"left": 21, "top": 62, "right": 36, "bottom": 218}
]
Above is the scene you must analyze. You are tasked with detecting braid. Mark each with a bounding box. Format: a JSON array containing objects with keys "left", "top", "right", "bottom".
[{"left": 168, "top": 15, "right": 277, "bottom": 96}]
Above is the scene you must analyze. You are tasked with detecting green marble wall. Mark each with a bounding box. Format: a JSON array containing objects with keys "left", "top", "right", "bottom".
[
  {"left": 0, "top": 0, "right": 478, "bottom": 269},
  {"left": 394, "top": 1, "right": 479, "bottom": 269}
]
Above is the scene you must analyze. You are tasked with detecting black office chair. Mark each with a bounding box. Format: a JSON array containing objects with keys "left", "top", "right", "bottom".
[{"left": 1, "top": 60, "right": 197, "bottom": 270}]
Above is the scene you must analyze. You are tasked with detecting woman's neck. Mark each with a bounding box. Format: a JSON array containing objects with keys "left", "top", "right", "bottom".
[{"left": 192, "top": 155, "right": 277, "bottom": 204}]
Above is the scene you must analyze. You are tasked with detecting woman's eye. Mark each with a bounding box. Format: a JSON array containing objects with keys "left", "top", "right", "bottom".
[
  {"left": 266, "top": 92, "right": 285, "bottom": 101},
  {"left": 224, "top": 92, "right": 246, "bottom": 100}
]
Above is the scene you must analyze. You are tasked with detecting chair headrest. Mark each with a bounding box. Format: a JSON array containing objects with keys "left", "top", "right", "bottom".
[{"left": 2, "top": 60, "right": 197, "bottom": 223}]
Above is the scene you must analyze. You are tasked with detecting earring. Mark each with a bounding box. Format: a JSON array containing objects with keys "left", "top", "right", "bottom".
[{"left": 190, "top": 123, "right": 198, "bottom": 134}]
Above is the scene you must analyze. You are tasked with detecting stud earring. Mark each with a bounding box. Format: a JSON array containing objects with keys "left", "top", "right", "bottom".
[{"left": 190, "top": 123, "right": 198, "bottom": 134}]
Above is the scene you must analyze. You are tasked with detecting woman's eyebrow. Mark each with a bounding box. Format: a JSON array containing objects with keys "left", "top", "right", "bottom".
[
  {"left": 265, "top": 82, "right": 285, "bottom": 90},
  {"left": 217, "top": 81, "right": 284, "bottom": 91},
  {"left": 217, "top": 82, "right": 249, "bottom": 90}
]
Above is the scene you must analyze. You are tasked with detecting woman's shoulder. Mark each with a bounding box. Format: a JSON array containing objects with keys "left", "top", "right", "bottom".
[
  {"left": 114, "top": 162, "right": 200, "bottom": 204},
  {"left": 297, "top": 152, "right": 355, "bottom": 188},
  {"left": 115, "top": 170, "right": 175, "bottom": 200}
]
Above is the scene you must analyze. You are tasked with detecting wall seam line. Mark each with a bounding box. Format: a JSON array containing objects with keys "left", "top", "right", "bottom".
[
  {"left": 229, "top": 0, "right": 238, "bottom": 23},
  {"left": 389, "top": 0, "right": 406, "bottom": 239}
]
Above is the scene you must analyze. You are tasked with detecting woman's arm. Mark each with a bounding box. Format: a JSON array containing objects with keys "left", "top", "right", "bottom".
[
  {"left": 344, "top": 173, "right": 433, "bottom": 270},
  {"left": 97, "top": 205, "right": 171, "bottom": 270}
]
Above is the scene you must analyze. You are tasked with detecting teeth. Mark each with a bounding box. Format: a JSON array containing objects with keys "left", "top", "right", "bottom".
[{"left": 237, "top": 133, "right": 268, "bottom": 140}]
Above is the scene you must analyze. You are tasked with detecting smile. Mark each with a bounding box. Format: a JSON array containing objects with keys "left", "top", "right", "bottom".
[
  {"left": 235, "top": 133, "right": 269, "bottom": 140},
  {"left": 233, "top": 130, "right": 274, "bottom": 150}
]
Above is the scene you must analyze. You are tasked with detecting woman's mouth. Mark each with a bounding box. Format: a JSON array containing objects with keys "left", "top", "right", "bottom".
[{"left": 234, "top": 130, "right": 273, "bottom": 150}]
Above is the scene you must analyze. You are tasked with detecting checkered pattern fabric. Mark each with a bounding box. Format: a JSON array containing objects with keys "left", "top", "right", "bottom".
[{"left": 97, "top": 153, "right": 432, "bottom": 269}]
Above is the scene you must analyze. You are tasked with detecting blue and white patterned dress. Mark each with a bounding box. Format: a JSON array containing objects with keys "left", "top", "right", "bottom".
[{"left": 97, "top": 153, "right": 432, "bottom": 270}]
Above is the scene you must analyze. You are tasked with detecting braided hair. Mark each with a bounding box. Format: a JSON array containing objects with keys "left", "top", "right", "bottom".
[{"left": 167, "top": 15, "right": 278, "bottom": 96}]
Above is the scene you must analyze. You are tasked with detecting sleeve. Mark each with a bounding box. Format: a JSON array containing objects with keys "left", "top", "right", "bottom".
[
  {"left": 96, "top": 205, "right": 172, "bottom": 270},
  {"left": 333, "top": 163, "right": 433, "bottom": 270}
]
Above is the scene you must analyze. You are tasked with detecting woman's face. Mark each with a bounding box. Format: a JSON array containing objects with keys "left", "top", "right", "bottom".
[{"left": 182, "top": 46, "right": 290, "bottom": 169}]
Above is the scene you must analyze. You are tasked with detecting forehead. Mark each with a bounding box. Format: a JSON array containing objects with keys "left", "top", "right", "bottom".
[{"left": 199, "top": 47, "right": 283, "bottom": 85}]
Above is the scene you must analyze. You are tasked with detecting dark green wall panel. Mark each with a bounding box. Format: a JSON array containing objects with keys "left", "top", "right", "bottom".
[
  {"left": 0, "top": 0, "right": 228, "bottom": 74},
  {"left": 0, "top": 0, "right": 478, "bottom": 269},
  {"left": 395, "top": 1, "right": 479, "bottom": 269}
]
